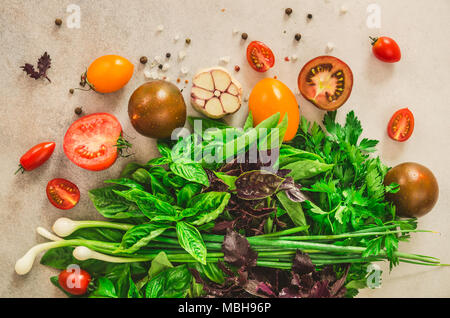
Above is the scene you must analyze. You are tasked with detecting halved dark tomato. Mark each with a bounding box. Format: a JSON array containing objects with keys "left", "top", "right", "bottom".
[
  {"left": 298, "top": 56, "right": 353, "bottom": 111},
  {"left": 387, "top": 108, "right": 414, "bottom": 142},
  {"left": 63, "top": 113, "right": 122, "bottom": 171},
  {"left": 46, "top": 178, "right": 80, "bottom": 210},
  {"left": 246, "top": 41, "right": 275, "bottom": 72}
]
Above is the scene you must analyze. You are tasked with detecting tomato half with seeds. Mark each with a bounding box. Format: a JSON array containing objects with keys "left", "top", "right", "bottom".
[
  {"left": 298, "top": 56, "right": 353, "bottom": 111},
  {"left": 83, "top": 55, "right": 134, "bottom": 93},
  {"left": 387, "top": 108, "right": 414, "bottom": 142},
  {"left": 46, "top": 178, "right": 80, "bottom": 210},
  {"left": 246, "top": 41, "right": 275, "bottom": 72},
  {"left": 63, "top": 113, "right": 123, "bottom": 171}
]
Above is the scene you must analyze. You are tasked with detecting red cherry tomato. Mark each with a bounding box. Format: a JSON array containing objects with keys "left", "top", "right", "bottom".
[
  {"left": 46, "top": 178, "right": 80, "bottom": 210},
  {"left": 63, "top": 113, "right": 123, "bottom": 171},
  {"left": 16, "top": 142, "right": 55, "bottom": 174},
  {"left": 370, "top": 36, "right": 401, "bottom": 63},
  {"left": 246, "top": 41, "right": 275, "bottom": 72},
  {"left": 58, "top": 268, "right": 91, "bottom": 296},
  {"left": 387, "top": 108, "right": 414, "bottom": 142}
]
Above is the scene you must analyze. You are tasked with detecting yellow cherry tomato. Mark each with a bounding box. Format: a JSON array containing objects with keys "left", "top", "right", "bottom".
[
  {"left": 85, "top": 55, "right": 134, "bottom": 93},
  {"left": 248, "top": 78, "right": 300, "bottom": 141}
]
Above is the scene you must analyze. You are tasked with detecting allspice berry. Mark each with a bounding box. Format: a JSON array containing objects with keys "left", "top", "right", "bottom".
[
  {"left": 285, "top": 8, "right": 293, "bottom": 15},
  {"left": 55, "top": 18, "right": 62, "bottom": 26},
  {"left": 140, "top": 56, "right": 148, "bottom": 64},
  {"left": 295, "top": 33, "right": 302, "bottom": 41},
  {"left": 241, "top": 32, "right": 248, "bottom": 40},
  {"left": 74, "top": 107, "right": 83, "bottom": 115}
]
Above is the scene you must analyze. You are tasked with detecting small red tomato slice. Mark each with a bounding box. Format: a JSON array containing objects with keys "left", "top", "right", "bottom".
[
  {"left": 63, "top": 113, "right": 122, "bottom": 171},
  {"left": 17, "top": 142, "right": 55, "bottom": 173},
  {"left": 246, "top": 41, "right": 275, "bottom": 72},
  {"left": 387, "top": 108, "right": 414, "bottom": 142},
  {"left": 58, "top": 268, "right": 91, "bottom": 296},
  {"left": 370, "top": 36, "right": 401, "bottom": 63},
  {"left": 46, "top": 178, "right": 80, "bottom": 210}
]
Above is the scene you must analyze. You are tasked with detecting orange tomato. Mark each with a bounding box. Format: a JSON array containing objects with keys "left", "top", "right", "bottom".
[
  {"left": 248, "top": 78, "right": 300, "bottom": 141},
  {"left": 86, "top": 55, "right": 134, "bottom": 93}
]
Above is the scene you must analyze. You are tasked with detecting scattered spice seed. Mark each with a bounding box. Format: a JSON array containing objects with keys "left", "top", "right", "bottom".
[
  {"left": 185, "top": 38, "right": 191, "bottom": 44},
  {"left": 234, "top": 65, "right": 240, "bottom": 72},
  {"left": 241, "top": 33, "right": 248, "bottom": 40},
  {"left": 284, "top": 56, "right": 290, "bottom": 62},
  {"left": 295, "top": 33, "right": 302, "bottom": 41},
  {"left": 166, "top": 52, "right": 171, "bottom": 58},
  {"left": 307, "top": 13, "right": 313, "bottom": 19},
  {"left": 69, "top": 88, "right": 74, "bottom": 94},
  {"left": 158, "top": 64, "right": 163, "bottom": 69},
  {"left": 74, "top": 107, "right": 83, "bottom": 115},
  {"left": 177, "top": 78, "right": 181, "bottom": 83},
  {"left": 185, "top": 79, "right": 189, "bottom": 84},
  {"left": 285, "top": 8, "right": 293, "bottom": 15},
  {"left": 55, "top": 18, "right": 62, "bottom": 26},
  {"left": 140, "top": 56, "right": 148, "bottom": 64},
  {"left": 221, "top": 8, "right": 225, "bottom": 12},
  {"left": 273, "top": 75, "right": 278, "bottom": 79}
]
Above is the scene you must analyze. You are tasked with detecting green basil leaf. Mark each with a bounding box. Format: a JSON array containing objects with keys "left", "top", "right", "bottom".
[
  {"left": 145, "top": 265, "right": 191, "bottom": 298},
  {"left": 243, "top": 111, "right": 254, "bottom": 131},
  {"left": 186, "top": 192, "right": 231, "bottom": 226},
  {"left": 258, "top": 112, "right": 288, "bottom": 150},
  {"left": 114, "top": 188, "right": 178, "bottom": 220},
  {"left": 65, "top": 227, "right": 124, "bottom": 243},
  {"left": 104, "top": 178, "right": 145, "bottom": 190},
  {"left": 120, "top": 162, "right": 151, "bottom": 178},
  {"left": 88, "top": 186, "right": 144, "bottom": 219},
  {"left": 189, "top": 262, "right": 225, "bottom": 284},
  {"left": 177, "top": 183, "right": 203, "bottom": 207},
  {"left": 89, "top": 277, "right": 118, "bottom": 298},
  {"left": 176, "top": 221, "right": 207, "bottom": 264},
  {"left": 116, "top": 223, "right": 169, "bottom": 253},
  {"left": 188, "top": 116, "right": 232, "bottom": 135},
  {"left": 147, "top": 157, "right": 172, "bottom": 166},
  {"left": 148, "top": 252, "right": 174, "bottom": 279},
  {"left": 169, "top": 162, "right": 209, "bottom": 187},
  {"left": 276, "top": 191, "right": 308, "bottom": 230},
  {"left": 213, "top": 172, "right": 237, "bottom": 191},
  {"left": 156, "top": 140, "right": 173, "bottom": 159},
  {"left": 127, "top": 276, "right": 142, "bottom": 298},
  {"left": 50, "top": 276, "right": 81, "bottom": 298},
  {"left": 284, "top": 160, "right": 334, "bottom": 180}
]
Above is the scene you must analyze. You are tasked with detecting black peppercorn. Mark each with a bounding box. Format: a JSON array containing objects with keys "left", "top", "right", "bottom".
[
  {"left": 140, "top": 56, "right": 148, "bottom": 64},
  {"left": 74, "top": 107, "right": 83, "bottom": 115},
  {"left": 158, "top": 64, "right": 163, "bottom": 69},
  {"left": 166, "top": 52, "right": 171, "bottom": 58},
  {"left": 241, "top": 32, "right": 248, "bottom": 40},
  {"left": 285, "top": 8, "right": 293, "bottom": 15},
  {"left": 295, "top": 33, "right": 302, "bottom": 41},
  {"left": 185, "top": 38, "right": 191, "bottom": 44},
  {"left": 307, "top": 13, "right": 313, "bottom": 20},
  {"left": 69, "top": 88, "right": 74, "bottom": 94},
  {"left": 55, "top": 18, "right": 62, "bottom": 26}
]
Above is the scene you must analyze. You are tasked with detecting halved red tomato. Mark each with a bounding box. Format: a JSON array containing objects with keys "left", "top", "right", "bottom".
[
  {"left": 63, "top": 113, "right": 123, "bottom": 171},
  {"left": 298, "top": 56, "right": 353, "bottom": 111},
  {"left": 246, "top": 41, "right": 275, "bottom": 72},
  {"left": 387, "top": 108, "right": 414, "bottom": 142},
  {"left": 46, "top": 178, "right": 80, "bottom": 210}
]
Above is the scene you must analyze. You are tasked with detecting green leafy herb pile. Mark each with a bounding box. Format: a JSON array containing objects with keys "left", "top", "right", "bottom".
[{"left": 18, "top": 111, "right": 447, "bottom": 298}]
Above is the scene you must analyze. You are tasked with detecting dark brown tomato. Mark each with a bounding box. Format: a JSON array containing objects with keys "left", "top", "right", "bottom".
[
  {"left": 384, "top": 162, "right": 439, "bottom": 218},
  {"left": 128, "top": 80, "right": 187, "bottom": 139}
]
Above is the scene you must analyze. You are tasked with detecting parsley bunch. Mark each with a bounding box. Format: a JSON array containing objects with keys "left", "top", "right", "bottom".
[{"left": 292, "top": 111, "right": 416, "bottom": 268}]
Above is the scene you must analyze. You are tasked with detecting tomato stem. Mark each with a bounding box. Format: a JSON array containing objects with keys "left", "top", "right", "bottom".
[
  {"left": 14, "top": 164, "right": 25, "bottom": 175},
  {"left": 115, "top": 134, "right": 134, "bottom": 158},
  {"left": 369, "top": 36, "right": 378, "bottom": 46}
]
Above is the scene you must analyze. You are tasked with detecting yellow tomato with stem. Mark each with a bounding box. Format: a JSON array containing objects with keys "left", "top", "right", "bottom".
[
  {"left": 83, "top": 55, "right": 134, "bottom": 93},
  {"left": 248, "top": 78, "right": 300, "bottom": 141}
]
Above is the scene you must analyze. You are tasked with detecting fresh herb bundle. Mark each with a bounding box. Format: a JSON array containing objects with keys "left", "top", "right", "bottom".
[{"left": 16, "top": 111, "right": 446, "bottom": 298}]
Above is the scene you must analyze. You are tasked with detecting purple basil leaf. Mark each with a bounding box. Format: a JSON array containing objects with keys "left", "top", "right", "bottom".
[
  {"left": 309, "top": 281, "right": 331, "bottom": 298},
  {"left": 222, "top": 229, "right": 258, "bottom": 268},
  {"left": 235, "top": 170, "right": 285, "bottom": 200},
  {"left": 329, "top": 265, "right": 350, "bottom": 297},
  {"left": 292, "top": 250, "right": 315, "bottom": 275}
]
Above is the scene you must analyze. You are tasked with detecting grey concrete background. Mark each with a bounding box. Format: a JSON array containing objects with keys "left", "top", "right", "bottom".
[{"left": 1, "top": 0, "right": 449, "bottom": 297}]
